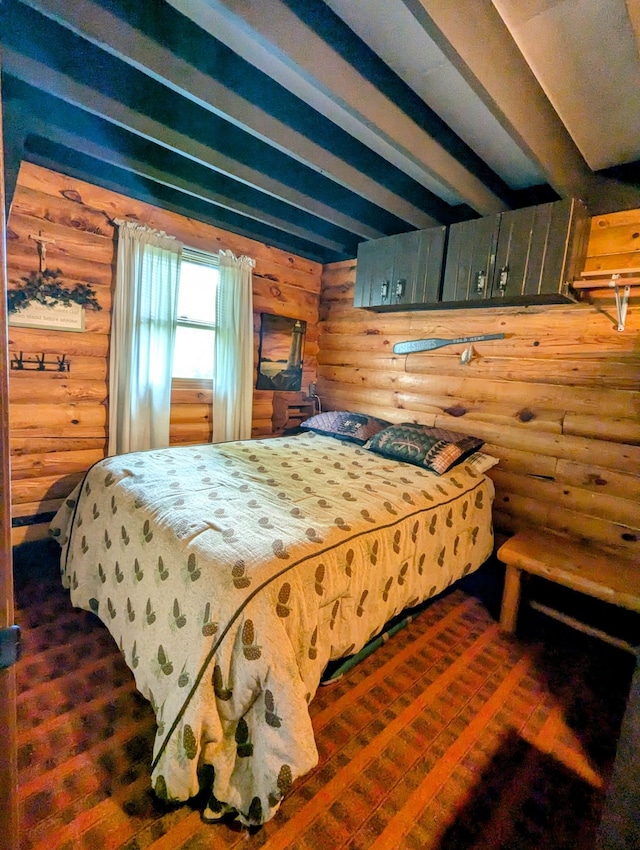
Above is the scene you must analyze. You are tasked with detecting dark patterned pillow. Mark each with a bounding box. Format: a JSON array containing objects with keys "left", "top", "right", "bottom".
[
  {"left": 364, "top": 423, "right": 484, "bottom": 474},
  {"left": 300, "top": 410, "right": 391, "bottom": 445}
]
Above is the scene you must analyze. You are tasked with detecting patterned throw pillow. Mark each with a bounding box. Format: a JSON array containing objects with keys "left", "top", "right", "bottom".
[
  {"left": 300, "top": 410, "right": 391, "bottom": 445},
  {"left": 364, "top": 423, "right": 484, "bottom": 474}
]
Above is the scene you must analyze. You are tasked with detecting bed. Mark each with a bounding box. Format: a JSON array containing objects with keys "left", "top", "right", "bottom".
[{"left": 50, "top": 426, "right": 495, "bottom": 825}]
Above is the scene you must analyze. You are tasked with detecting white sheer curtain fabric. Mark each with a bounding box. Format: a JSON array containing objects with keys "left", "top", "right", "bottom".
[
  {"left": 213, "top": 250, "right": 255, "bottom": 443},
  {"left": 108, "top": 220, "right": 183, "bottom": 456}
]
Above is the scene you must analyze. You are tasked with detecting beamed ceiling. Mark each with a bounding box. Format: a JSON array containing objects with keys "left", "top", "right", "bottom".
[{"left": 2, "top": 0, "right": 640, "bottom": 264}]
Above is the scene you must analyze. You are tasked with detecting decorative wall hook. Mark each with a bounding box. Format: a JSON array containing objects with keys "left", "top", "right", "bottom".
[
  {"left": 10, "top": 351, "right": 71, "bottom": 372},
  {"left": 460, "top": 344, "right": 475, "bottom": 365}
]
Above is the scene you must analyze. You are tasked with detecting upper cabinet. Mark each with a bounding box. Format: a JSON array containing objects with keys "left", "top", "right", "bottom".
[
  {"left": 354, "top": 199, "right": 590, "bottom": 312},
  {"left": 354, "top": 226, "right": 446, "bottom": 310},
  {"left": 441, "top": 198, "right": 590, "bottom": 306}
]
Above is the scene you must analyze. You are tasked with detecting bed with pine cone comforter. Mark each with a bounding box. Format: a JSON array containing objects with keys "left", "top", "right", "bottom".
[{"left": 50, "top": 431, "right": 494, "bottom": 825}]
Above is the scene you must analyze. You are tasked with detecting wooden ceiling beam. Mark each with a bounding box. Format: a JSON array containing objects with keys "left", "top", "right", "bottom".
[
  {"left": 19, "top": 0, "right": 438, "bottom": 233},
  {"left": 22, "top": 114, "right": 356, "bottom": 255},
  {"left": 24, "top": 140, "right": 342, "bottom": 264},
  {"left": 166, "top": 0, "right": 508, "bottom": 216},
  {"left": 2, "top": 45, "right": 385, "bottom": 243},
  {"left": 400, "top": 0, "right": 600, "bottom": 206}
]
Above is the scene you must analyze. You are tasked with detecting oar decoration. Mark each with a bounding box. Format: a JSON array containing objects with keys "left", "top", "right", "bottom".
[{"left": 393, "top": 333, "right": 505, "bottom": 354}]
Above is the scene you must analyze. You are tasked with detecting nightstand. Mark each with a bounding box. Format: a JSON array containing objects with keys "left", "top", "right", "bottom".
[{"left": 272, "top": 392, "right": 317, "bottom": 434}]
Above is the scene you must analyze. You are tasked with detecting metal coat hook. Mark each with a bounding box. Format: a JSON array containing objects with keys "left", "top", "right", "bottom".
[{"left": 10, "top": 351, "right": 71, "bottom": 372}]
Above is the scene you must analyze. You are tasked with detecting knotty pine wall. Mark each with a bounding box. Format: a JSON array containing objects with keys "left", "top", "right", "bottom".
[
  {"left": 317, "top": 209, "right": 640, "bottom": 559},
  {"left": 8, "top": 160, "right": 640, "bottom": 561},
  {"left": 8, "top": 163, "right": 321, "bottom": 546}
]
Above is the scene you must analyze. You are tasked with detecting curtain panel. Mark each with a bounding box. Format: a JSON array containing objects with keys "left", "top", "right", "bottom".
[
  {"left": 213, "top": 250, "right": 255, "bottom": 443},
  {"left": 108, "top": 220, "right": 183, "bottom": 456}
]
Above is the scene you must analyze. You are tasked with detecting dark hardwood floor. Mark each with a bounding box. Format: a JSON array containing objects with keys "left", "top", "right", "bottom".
[{"left": 12, "top": 540, "right": 636, "bottom": 850}]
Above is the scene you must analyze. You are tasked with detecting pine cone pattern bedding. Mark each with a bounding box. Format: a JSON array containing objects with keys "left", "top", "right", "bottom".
[{"left": 50, "top": 431, "right": 494, "bottom": 825}]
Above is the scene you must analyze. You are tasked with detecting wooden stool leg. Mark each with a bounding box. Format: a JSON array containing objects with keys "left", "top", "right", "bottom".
[{"left": 500, "top": 565, "right": 522, "bottom": 633}]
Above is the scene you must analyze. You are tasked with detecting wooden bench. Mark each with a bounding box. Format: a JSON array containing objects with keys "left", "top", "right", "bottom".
[{"left": 497, "top": 529, "right": 640, "bottom": 652}]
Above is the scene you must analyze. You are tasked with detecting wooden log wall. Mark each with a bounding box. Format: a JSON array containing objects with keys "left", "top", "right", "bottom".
[
  {"left": 7, "top": 162, "right": 321, "bottom": 545},
  {"left": 318, "top": 209, "right": 640, "bottom": 559}
]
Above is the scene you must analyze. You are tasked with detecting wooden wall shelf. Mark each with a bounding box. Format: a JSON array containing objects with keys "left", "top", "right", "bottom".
[
  {"left": 573, "top": 268, "right": 640, "bottom": 288},
  {"left": 272, "top": 392, "right": 317, "bottom": 434}
]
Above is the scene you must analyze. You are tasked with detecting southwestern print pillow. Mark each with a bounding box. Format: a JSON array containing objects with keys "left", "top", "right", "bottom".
[{"left": 365, "top": 423, "right": 484, "bottom": 474}]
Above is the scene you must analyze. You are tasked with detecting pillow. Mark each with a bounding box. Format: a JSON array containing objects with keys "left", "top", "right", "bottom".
[
  {"left": 364, "top": 423, "right": 484, "bottom": 474},
  {"left": 300, "top": 410, "right": 391, "bottom": 445},
  {"left": 462, "top": 451, "right": 500, "bottom": 474}
]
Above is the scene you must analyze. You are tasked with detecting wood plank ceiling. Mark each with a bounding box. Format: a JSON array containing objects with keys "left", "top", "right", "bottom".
[{"left": 2, "top": 0, "right": 640, "bottom": 264}]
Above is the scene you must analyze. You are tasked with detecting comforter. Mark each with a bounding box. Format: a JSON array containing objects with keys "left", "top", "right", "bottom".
[{"left": 51, "top": 431, "right": 494, "bottom": 824}]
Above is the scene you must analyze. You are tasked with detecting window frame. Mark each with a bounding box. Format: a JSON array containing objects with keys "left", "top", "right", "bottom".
[{"left": 172, "top": 247, "right": 219, "bottom": 382}]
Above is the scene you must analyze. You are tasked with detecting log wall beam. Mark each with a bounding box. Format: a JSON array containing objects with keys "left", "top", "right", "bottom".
[
  {"left": 318, "top": 206, "right": 640, "bottom": 559},
  {"left": 6, "top": 162, "right": 322, "bottom": 544}
]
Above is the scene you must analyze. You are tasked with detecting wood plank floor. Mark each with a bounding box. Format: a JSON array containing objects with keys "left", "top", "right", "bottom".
[{"left": 13, "top": 541, "right": 635, "bottom": 849}]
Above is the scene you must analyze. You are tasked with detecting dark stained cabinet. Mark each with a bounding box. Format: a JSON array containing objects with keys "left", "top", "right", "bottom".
[
  {"left": 354, "top": 198, "right": 589, "bottom": 312},
  {"left": 441, "top": 198, "right": 589, "bottom": 306},
  {"left": 354, "top": 226, "right": 446, "bottom": 310}
]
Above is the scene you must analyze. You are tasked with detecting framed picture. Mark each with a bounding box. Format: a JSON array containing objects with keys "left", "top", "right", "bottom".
[{"left": 256, "top": 314, "right": 306, "bottom": 391}]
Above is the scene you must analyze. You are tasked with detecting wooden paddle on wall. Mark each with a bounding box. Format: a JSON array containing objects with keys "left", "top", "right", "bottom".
[{"left": 393, "top": 333, "right": 505, "bottom": 354}]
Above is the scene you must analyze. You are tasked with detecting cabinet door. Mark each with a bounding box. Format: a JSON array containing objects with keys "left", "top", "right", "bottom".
[
  {"left": 355, "top": 235, "right": 395, "bottom": 308},
  {"left": 441, "top": 215, "right": 499, "bottom": 302},
  {"left": 491, "top": 201, "right": 560, "bottom": 298},
  {"left": 491, "top": 204, "right": 539, "bottom": 299},
  {"left": 533, "top": 199, "right": 588, "bottom": 298},
  {"left": 492, "top": 199, "right": 589, "bottom": 300},
  {"left": 353, "top": 239, "right": 373, "bottom": 308},
  {"left": 388, "top": 231, "right": 419, "bottom": 307},
  {"left": 356, "top": 228, "right": 445, "bottom": 309},
  {"left": 392, "top": 226, "right": 446, "bottom": 307}
]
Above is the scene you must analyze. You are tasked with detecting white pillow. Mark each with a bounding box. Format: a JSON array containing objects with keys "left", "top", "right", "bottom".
[{"left": 463, "top": 451, "right": 500, "bottom": 473}]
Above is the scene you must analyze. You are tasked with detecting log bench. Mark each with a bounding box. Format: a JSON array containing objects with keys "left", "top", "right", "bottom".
[{"left": 497, "top": 529, "right": 640, "bottom": 652}]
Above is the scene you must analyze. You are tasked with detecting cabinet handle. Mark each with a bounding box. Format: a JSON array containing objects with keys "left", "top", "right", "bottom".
[
  {"left": 381, "top": 280, "right": 389, "bottom": 300},
  {"left": 475, "top": 270, "right": 486, "bottom": 295},
  {"left": 395, "top": 279, "right": 405, "bottom": 299},
  {"left": 498, "top": 266, "right": 509, "bottom": 294}
]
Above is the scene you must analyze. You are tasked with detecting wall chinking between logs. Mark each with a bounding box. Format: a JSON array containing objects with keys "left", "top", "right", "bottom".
[
  {"left": 8, "top": 163, "right": 321, "bottom": 545},
  {"left": 317, "top": 208, "right": 640, "bottom": 560}
]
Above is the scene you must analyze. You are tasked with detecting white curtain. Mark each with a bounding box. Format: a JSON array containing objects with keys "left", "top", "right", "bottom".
[
  {"left": 213, "top": 250, "right": 255, "bottom": 442},
  {"left": 108, "top": 220, "right": 183, "bottom": 456}
]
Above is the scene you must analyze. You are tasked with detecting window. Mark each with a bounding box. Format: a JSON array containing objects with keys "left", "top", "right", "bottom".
[{"left": 172, "top": 249, "right": 219, "bottom": 379}]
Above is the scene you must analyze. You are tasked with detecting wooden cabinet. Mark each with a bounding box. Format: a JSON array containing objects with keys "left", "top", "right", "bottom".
[
  {"left": 272, "top": 392, "right": 316, "bottom": 434},
  {"left": 441, "top": 198, "right": 589, "bottom": 306},
  {"left": 354, "top": 226, "right": 446, "bottom": 310},
  {"left": 353, "top": 199, "right": 589, "bottom": 312}
]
